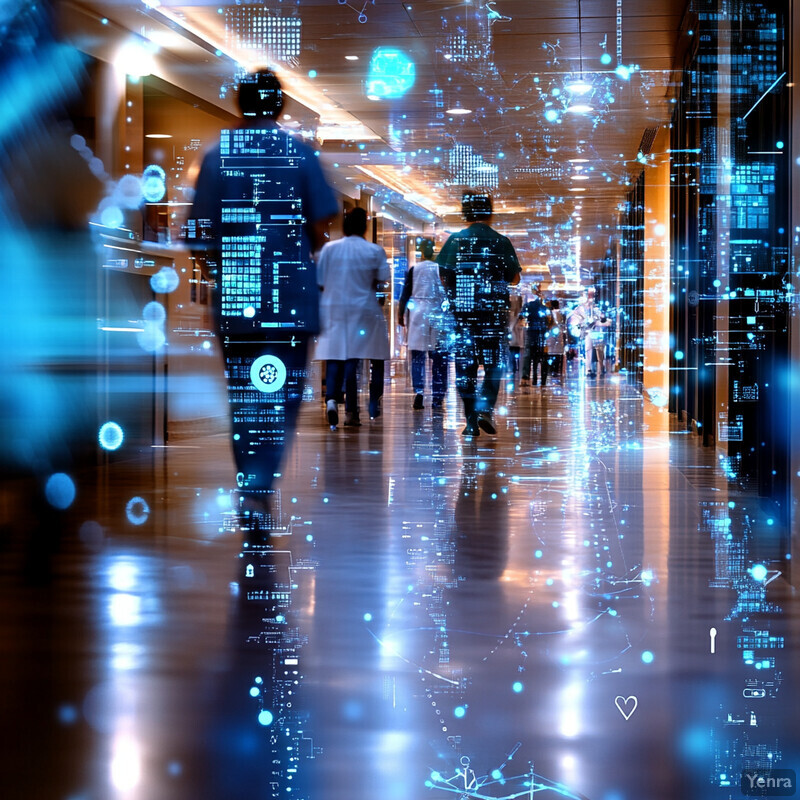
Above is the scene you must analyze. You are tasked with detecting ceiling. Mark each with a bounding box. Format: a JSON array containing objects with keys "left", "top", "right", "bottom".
[{"left": 66, "top": 0, "right": 689, "bottom": 281}]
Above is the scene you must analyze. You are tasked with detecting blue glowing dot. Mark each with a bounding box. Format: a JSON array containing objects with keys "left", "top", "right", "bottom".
[
  {"left": 713, "top": 279, "right": 721, "bottom": 288},
  {"left": 750, "top": 564, "right": 768, "bottom": 581},
  {"left": 728, "top": 501, "right": 735, "bottom": 508},
  {"left": 478, "top": 461, "right": 487, "bottom": 470},
  {"left": 150, "top": 266, "right": 180, "bottom": 294},
  {"left": 255, "top": 676, "right": 263, "bottom": 684},
  {"left": 552, "top": 601, "right": 559, "bottom": 608},
  {"left": 363, "top": 612, "right": 373, "bottom": 622},
  {"left": 202, "top": 340, "right": 211, "bottom": 350},
  {"left": 308, "top": 69, "right": 317, "bottom": 78},
  {"left": 609, "top": 609, "right": 618, "bottom": 616},
  {"left": 98, "top": 421, "right": 124, "bottom": 451},
  {"left": 776, "top": 141, "right": 784, "bottom": 149},
  {"left": 258, "top": 709, "right": 274, "bottom": 726},
  {"left": 547, "top": 450, "right": 560, "bottom": 461},
  {"left": 512, "top": 681, "right": 524, "bottom": 693},
  {"left": 767, "top": 518, "right": 774, "bottom": 526},
  {"left": 641, "top": 650, "right": 654, "bottom": 664},
  {"left": 101, "top": 205, "right": 124, "bottom": 228},
  {"left": 674, "top": 350, "right": 684, "bottom": 361},
  {"left": 233, "top": 434, "right": 240, "bottom": 441},
  {"left": 45, "top": 473, "right": 76, "bottom": 509},
  {"left": 600, "top": 52, "right": 612, "bottom": 65},
  {"left": 243, "top": 306, "right": 256, "bottom": 319},
  {"left": 143, "top": 301, "right": 166, "bottom": 323},
  {"left": 615, "top": 64, "right": 631, "bottom": 80},
  {"left": 359, "top": 329, "right": 366, "bottom": 336},
  {"left": 323, "top": 497, "right": 329, "bottom": 503},
  {"left": 454, "top": 706, "right": 466, "bottom": 718},
  {"left": 250, "top": 687, "right": 260, "bottom": 697},
  {"left": 275, "top": 614, "right": 285, "bottom": 623},
  {"left": 535, "top": 549, "right": 543, "bottom": 558},
  {"left": 125, "top": 496, "right": 150, "bottom": 526},
  {"left": 431, "top": 771, "right": 443, "bottom": 783},
  {"left": 101, "top": 17, "right": 109, "bottom": 24},
  {"left": 491, "top": 769, "right": 503, "bottom": 780},
  {"left": 546, "top": 578, "right": 554, "bottom": 586},
  {"left": 142, "top": 164, "right": 166, "bottom": 203},
  {"left": 544, "top": 109, "right": 559, "bottom": 123},
  {"left": 366, "top": 47, "right": 415, "bottom": 99},
  {"left": 58, "top": 704, "right": 78, "bottom": 724},
  {"left": 306, "top": 534, "right": 313, "bottom": 542}
]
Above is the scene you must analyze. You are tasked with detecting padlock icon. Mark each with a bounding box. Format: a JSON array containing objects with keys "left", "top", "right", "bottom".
[{"left": 246, "top": 564, "right": 254, "bottom": 578}]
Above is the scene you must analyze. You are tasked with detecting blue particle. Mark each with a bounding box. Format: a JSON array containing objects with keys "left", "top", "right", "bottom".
[
  {"left": 478, "top": 461, "right": 487, "bottom": 470},
  {"left": 291, "top": 497, "right": 298, "bottom": 504},
  {"left": 600, "top": 52, "right": 612, "bottom": 65},
  {"left": 125, "top": 496, "right": 150, "bottom": 526},
  {"left": 58, "top": 704, "right": 78, "bottom": 725},
  {"left": 233, "top": 434, "right": 240, "bottom": 441},
  {"left": 45, "top": 473, "right": 76, "bottom": 510},
  {"left": 546, "top": 578, "right": 554, "bottom": 586},
  {"left": 534, "top": 549, "right": 543, "bottom": 558},
  {"left": 713, "top": 279, "right": 721, "bottom": 288},
  {"left": 308, "top": 69, "right": 317, "bottom": 78},
  {"left": 366, "top": 47, "right": 416, "bottom": 98},
  {"left": 258, "top": 709, "right": 274, "bottom": 726},
  {"left": 609, "top": 609, "right": 618, "bottom": 616},
  {"left": 150, "top": 266, "right": 180, "bottom": 294},
  {"left": 776, "top": 141, "right": 784, "bottom": 149},
  {"left": 305, "top": 534, "right": 313, "bottom": 542},
  {"left": 276, "top": 614, "right": 285, "bottom": 623},
  {"left": 767, "top": 518, "right": 774, "bottom": 526},
  {"left": 101, "top": 205, "right": 124, "bottom": 229},
  {"left": 552, "top": 601, "right": 559, "bottom": 608},
  {"left": 615, "top": 64, "right": 631, "bottom": 80},
  {"left": 512, "top": 681, "right": 523, "bottom": 693},
  {"left": 98, "top": 421, "right": 124, "bottom": 451},
  {"left": 430, "top": 771, "right": 443, "bottom": 783},
  {"left": 491, "top": 769, "right": 503, "bottom": 780},
  {"left": 363, "top": 612, "right": 373, "bottom": 622},
  {"left": 101, "top": 17, "right": 109, "bottom": 24},
  {"left": 323, "top": 496, "right": 329, "bottom": 503},
  {"left": 674, "top": 350, "right": 684, "bottom": 361},
  {"left": 750, "top": 564, "right": 768, "bottom": 581},
  {"left": 255, "top": 676, "right": 263, "bottom": 684},
  {"left": 249, "top": 687, "right": 260, "bottom": 697},
  {"left": 454, "top": 705, "right": 466, "bottom": 718},
  {"left": 544, "top": 109, "right": 559, "bottom": 123},
  {"left": 641, "top": 650, "right": 654, "bottom": 664}
]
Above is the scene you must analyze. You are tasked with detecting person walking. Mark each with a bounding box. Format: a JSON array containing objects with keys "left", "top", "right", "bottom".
[
  {"left": 545, "top": 299, "right": 566, "bottom": 381},
  {"left": 437, "top": 190, "right": 521, "bottom": 437},
  {"left": 520, "top": 286, "right": 551, "bottom": 387},
  {"left": 398, "top": 238, "right": 450, "bottom": 411},
  {"left": 186, "top": 68, "right": 337, "bottom": 531},
  {"left": 315, "top": 207, "right": 391, "bottom": 427}
]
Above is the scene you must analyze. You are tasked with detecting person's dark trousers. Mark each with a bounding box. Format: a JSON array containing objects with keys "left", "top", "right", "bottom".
[
  {"left": 454, "top": 330, "right": 504, "bottom": 414},
  {"left": 523, "top": 331, "right": 547, "bottom": 385},
  {"left": 508, "top": 346, "right": 521, "bottom": 377},
  {"left": 369, "top": 359, "right": 385, "bottom": 406},
  {"left": 222, "top": 334, "right": 311, "bottom": 495},
  {"left": 411, "top": 349, "right": 448, "bottom": 403},
  {"left": 326, "top": 358, "right": 359, "bottom": 413}
]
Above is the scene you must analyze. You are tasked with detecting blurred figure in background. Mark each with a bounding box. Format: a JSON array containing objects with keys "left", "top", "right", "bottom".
[
  {"left": 506, "top": 293, "right": 526, "bottom": 389},
  {"left": 545, "top": 299, "right": 566, "bottom": 382},
  {"left": 437, "top": 190, "right": 521, "bottom": 437},
  {"left": 520, "top": 285, "right": 551, "bottom": 387},
  {"left": 398, "top": 237, "right": 450, "bottom": 412},
  {"left": 315, "top": 207, "right": 391, "bottom": 427}
]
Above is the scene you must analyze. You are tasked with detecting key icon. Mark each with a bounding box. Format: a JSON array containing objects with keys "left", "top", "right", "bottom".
[{"left": 710, "top": 627, "right": 717, "bottom": 654}]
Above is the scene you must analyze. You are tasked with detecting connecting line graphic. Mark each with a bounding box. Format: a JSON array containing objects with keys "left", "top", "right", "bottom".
[
  {"left": 365, "top": 628, "right": 460, "bottom": 686},
  {"left": 430, "top": 760, "right": 589, "bottom": 800}
]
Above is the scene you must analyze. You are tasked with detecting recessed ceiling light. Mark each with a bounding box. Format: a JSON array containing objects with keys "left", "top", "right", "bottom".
[
  {"left": 145, "top": 134, "right": 172, "bottom": 139},
  {"left": 565, "top": 104, "right": 593, "bottom": 114},
  {"left": 345, "top": 55, "right": 359, "bottom": 61},
  {"left": 568, "top": 157, "right": 590, "bottom": 163},
  {"left": 446, "top": 107, "right": 473, "bottom": 115},
  {"left": 569, "top": 187, "right": 586, "bottom": 192},
  {"left": 572, "top": 174, "right": 589, "bottom": 180}
]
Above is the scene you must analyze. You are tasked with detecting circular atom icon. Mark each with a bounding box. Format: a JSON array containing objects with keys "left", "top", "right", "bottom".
[{"left": 250, "top": 354, "right": 287, "bottom": 393}]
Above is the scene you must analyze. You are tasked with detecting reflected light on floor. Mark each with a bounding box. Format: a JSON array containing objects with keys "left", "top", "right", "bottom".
[{"left": 110, "top": 733, "right": 142, "bottom": 792}]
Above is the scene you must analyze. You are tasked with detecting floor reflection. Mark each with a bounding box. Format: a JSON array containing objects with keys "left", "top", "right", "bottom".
[{"left": 2, "top": 374, "right": 798, "bottom": 800}]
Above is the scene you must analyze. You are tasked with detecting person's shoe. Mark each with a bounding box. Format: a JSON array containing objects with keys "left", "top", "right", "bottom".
[
  {"left": 412, "top": 393, "right": 424, "bottom": 410},
  {"left": 368, "top": 398, "right": 381, "bottom": 419},
  {"left": 344, "top": 411, "right": 361, "bottom": 427},
  {"left": 476, "top": 412, "right": 496, "bottom": 435},
  {"left": 461, "top": 419, "right": 480, "bottom": 437},
  {"left": 587, "top": 372, "right": 596, "bottom": 379},
  {"left": 326, "top": 399, "right": 338, "bottom": 428}
]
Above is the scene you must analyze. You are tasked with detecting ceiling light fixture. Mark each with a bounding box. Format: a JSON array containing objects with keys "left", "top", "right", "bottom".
[
  {"left": 571, "top": 174, "right": 589, "bottom": 180},
  {"left": 345, "top": 55, "right": 359, "bottom": 61},
  {"left": 145, "top": 134, "right": 172, "bottom": 139},
  {"left": 566, "top": 104, "right": 593, "bottom": 114},
  {"left": 446, "top": 107, "right": 473, "bottom": 115},
  {"left": 569, "top": 187, "right": 586, "bottom": 192},
  {"left": 568, "top": 157, "right": 590, "bottom": 163}
]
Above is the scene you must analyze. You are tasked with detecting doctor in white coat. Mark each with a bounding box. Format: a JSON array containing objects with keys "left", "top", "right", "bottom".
[{"left": 315, "top": 207, "right": 390, "bottom": 427}]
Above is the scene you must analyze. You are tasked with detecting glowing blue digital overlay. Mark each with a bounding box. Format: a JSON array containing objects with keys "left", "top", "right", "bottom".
[
  {"left": 125, "top": 496, "right": 150, "bottom": 526},
  {"left": 366, "top": 47, "right": 415, "bottom": 99},
  {"left": 142, "top": 164, "right": 167, "bottom": 203},
  {"left": 150, "top": 266, "right": 180, "bottom": 294}
]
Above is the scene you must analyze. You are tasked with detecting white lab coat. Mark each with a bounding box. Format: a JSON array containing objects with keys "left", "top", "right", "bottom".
[
  {"left": 405, "top": 259, "right": 450, "bottom": 351},
  {"left": 314, "top": 234, "right": 391, "bottom": 361}
]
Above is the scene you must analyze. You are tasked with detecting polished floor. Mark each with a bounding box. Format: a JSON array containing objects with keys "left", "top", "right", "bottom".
[{"left": 2, "top": 366, "right": 798, "bottom": 800}]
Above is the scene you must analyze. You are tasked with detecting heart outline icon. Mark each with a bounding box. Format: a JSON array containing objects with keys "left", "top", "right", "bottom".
[{"left": 614, "top": 695, "right": 638, "bottom": 720}]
